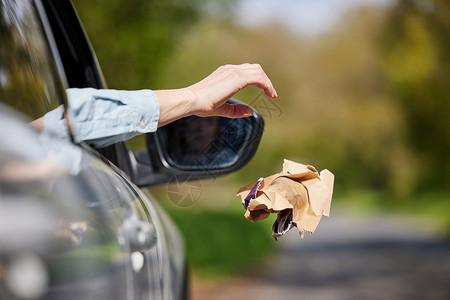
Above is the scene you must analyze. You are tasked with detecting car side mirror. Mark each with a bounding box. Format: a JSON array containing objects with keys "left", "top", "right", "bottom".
[{"left": 130, "top": 99, "right": 264, "bottom": 186}]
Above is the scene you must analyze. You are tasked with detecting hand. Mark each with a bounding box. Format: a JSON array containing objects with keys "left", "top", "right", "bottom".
[
  {"left": 156, "top": 64, "right": 277, "bottom": 127},
  {"left": 187, "top": 63, "right": 278, "bottom": 117}
]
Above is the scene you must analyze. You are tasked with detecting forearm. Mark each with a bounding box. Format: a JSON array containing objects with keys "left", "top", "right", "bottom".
[
  {"left": 36, "top": 64, "right": 277, "bottom": 148},
  {"left": 29, "top": 117, "right": 44, "bottom": 130}
]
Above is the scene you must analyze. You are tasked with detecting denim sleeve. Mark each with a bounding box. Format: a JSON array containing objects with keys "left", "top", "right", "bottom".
[{"left": 44, "top": 88, "right": 160, "bottom": 148}]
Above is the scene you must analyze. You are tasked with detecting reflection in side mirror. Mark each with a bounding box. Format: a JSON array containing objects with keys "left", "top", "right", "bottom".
[
  {"left": 160, "top": 115, "right": 255, "bottom": 170},
  {"left": 133, "top": 99, "right": 264, "bottom": 186}
]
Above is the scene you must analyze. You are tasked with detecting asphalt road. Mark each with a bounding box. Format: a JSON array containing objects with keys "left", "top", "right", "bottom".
[{"left": 192, "top": 209, "right": 450, "bottom": 300}]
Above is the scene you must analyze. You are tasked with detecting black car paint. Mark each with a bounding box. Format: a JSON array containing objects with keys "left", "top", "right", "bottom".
[{"left": 1, "top": 0, "right": 187, "bottom": 299}]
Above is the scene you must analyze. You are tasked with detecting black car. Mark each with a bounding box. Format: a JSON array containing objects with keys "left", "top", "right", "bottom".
[{"left": 0, "top": 0, "right": 263, "bottom": 299}]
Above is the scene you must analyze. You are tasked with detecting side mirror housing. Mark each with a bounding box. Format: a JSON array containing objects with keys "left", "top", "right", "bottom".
[{"left": 130, "top": 99, "right": 264, "bottom": 186}]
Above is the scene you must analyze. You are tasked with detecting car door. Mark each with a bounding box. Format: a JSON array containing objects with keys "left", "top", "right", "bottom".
[
  {"left": 100, "top": 164, "right": 186, "bottom": 300},
  {"left": 35, "top": 1, "right": 186, "bottom": 299},
  {"left": 0, "top": 0, "right": 136, "bottom": 298},
  {"left": 0, "top": 109, "right": 134, "bottom": 300},
  {"left": 1, "top": 1, "right": 186, "bottom": 299}
]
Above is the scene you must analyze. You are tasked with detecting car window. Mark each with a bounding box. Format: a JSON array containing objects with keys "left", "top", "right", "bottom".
[{"left": 0, "top": 0, "right": 66, "bottom": 119}]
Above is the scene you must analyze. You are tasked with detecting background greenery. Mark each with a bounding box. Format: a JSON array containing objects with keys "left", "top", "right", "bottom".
[{"left": 72, "top": 0, "right": 450, "bottom": 277}]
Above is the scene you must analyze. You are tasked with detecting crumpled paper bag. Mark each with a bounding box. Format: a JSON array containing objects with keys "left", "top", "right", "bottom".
[{"left": 237, "top": 159, "right": 334, "bottom": 240}]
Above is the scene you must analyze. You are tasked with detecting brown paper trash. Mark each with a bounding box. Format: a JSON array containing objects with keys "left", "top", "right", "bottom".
[{"left": 237, "top": 159, "right": 334, "bottom": 240}]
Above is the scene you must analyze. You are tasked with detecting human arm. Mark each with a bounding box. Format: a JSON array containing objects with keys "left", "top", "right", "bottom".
[
  {"left": 39, "top": 63, "right": 277, "bottom": 147},
  {"left": 29, "top": 117, "right": 44, "bottom": 130}
]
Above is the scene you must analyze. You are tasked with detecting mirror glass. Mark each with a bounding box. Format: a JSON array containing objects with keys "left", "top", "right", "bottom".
[{"left": 158, "top": 115, "right": 258, "bottom": 170}]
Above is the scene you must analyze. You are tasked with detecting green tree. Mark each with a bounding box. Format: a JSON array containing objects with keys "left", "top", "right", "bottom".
[
  {"left": 381, "top": 0, "right": 450, "bottom": 192},
  {"left": 72, "top": 0, "right": 235, "bottom": 89}
]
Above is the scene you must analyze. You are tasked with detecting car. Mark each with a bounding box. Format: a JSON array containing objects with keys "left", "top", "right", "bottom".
[{"left": 0, "top": 0, "right": 264, "bottom": 299}]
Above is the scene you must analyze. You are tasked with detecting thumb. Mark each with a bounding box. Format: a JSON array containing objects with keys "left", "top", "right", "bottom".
[{"left": 208, "top": 103, "right": 253, "bottom": 118}]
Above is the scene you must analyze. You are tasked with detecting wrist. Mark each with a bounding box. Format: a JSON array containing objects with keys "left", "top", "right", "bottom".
[
  {"left": 155, "top": 88, "right": 195, "bottom": 127},
  {"left": 181, "top": 87, "right": 198, "bottom": 114}
]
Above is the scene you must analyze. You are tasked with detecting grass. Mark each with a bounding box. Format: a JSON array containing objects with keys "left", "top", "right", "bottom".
[
  {"left": 337, "top": 189, "right": 450, "bottom": 234},
  {"left": 401, "top": 191, "right": 450, "bottom": 234},
  {"left": 163, "top": 204, "right": 276, "bottom": 278},
  {"left": 150, "top": 177, "right": 277, "bottom": 278}
]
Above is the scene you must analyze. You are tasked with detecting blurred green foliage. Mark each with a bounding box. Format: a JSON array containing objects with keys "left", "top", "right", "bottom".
[
  {"left": 163, "top": 204, "right": 274, "bottom": 277},
  {"left": 381, "top": 0, "right": 450, "bottom": 193},
  {"left": 72, "top": 0, "right": 450, "bottom": 276},
  {"left": 72, "top": 0, "right": 236, "bottom": 89}
]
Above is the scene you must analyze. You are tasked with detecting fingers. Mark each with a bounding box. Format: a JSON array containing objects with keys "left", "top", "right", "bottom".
[
  {"left": 187, "top": 63, "right": 277, "bottom": 118},
  {"left": 226, "top": 63, "right": 278, "bottom": 98}
]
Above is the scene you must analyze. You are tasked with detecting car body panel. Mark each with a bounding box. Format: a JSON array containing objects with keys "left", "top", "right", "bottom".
[{"left": 0, "top": 0, "right": 186, "bottom": 299}]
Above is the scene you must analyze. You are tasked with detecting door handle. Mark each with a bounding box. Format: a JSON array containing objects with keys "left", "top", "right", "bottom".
[{"left": 123, "top": 219, "right": 156, "bottom": 252}]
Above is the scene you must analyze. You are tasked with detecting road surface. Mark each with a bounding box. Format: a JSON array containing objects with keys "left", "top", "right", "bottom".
[{"left": 192, "top": 209, "right": 450, "bottom": 300}]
